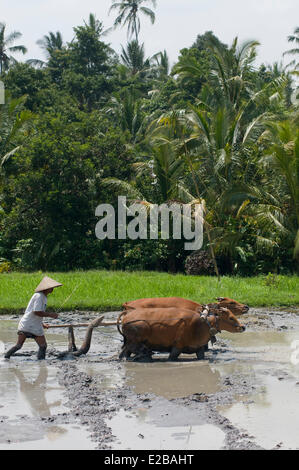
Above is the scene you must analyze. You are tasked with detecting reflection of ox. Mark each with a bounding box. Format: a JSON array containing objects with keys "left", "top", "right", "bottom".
[
  {"left": 122, "top": 297, "right": 249, "bottom": 316},
  {"left": 118, "top": 307, "right": 246, "bottom": 361}
]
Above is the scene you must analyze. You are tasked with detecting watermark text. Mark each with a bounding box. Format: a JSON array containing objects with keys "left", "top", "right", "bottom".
[{"left": 95, "top": 197, "right": 203, "bottom": 250}]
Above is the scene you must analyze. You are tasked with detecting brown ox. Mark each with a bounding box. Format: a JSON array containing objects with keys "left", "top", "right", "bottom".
[
  {"left": 122, "top": 297, "right": 249, "bottom": 316},
  {"left": 118, "top": 307, "right": 246, "bottom": 361}
]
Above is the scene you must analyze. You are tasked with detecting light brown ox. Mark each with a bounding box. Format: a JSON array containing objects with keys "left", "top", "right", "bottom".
[
  {"left": 122, "top": 297, "right": 249, "bottom": 316},
  {"left": 118, "top": 307, "right": 246, "bottom": 361}
]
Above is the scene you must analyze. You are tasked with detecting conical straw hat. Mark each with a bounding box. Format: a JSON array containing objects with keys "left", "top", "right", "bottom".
[{"left": 35, "top": 276, "right": 63, "bottom": 293}]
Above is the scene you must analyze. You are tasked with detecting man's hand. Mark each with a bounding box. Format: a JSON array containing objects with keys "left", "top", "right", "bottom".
[{"left": 43, "top": 323, "right": 50, "bottom": 329}]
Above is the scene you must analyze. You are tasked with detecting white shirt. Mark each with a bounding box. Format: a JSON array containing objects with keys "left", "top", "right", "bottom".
[{"left": 18, "top": 293, "right": 47, "bottom": 336}]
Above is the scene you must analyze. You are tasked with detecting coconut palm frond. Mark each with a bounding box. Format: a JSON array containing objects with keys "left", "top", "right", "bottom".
[
  {"left": 132, "top": 161, "right": 152, "bottom": 177},
  {"left": 177, "top": 184, "right": 196, "bottom": 204},
  {"left": 109, "top": 0, "right": 156, "bottom": 42},
  {"left": 1, "top": 146, "right": 21, "bottom": 167},
  {"left": 253, "top": 235, "right": 278, "bottom": 253},
  {"left": 0, "top": 23, "right": 27, "bottom": 72},
  {"left": 101, "top": 177, "right": 144, "bottom": 201}
]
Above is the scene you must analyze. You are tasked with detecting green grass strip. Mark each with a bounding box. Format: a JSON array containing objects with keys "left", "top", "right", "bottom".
[
  {"left": 0, "top": 271, "right": 299, "bottom": 314},
  {"left": 0, "top": 271, "right": 298, "bottom": 315}
]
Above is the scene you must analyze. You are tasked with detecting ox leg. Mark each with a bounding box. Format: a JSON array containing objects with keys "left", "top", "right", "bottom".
[
  {"left": 196, "top": 347, "right": 205, "bottom": 360},
  {"left": 119, "top": 347, "right": 126, "bottom": 360},
  {"left": 204, "top": 335, "right": 217, "bottom": 352},
  {"left": 119, "top": 345, "right": 132, "bottom": 360},
  {"left": 168, "top": 347, "right": 181, "bottom": 361},
  {"left": 132, "top": 344, "right": 153, "bottom": 362}
]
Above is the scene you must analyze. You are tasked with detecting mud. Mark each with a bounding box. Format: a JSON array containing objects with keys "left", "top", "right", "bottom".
[{"left": 1, "top": 307, "right": 299, "bottom": 450}]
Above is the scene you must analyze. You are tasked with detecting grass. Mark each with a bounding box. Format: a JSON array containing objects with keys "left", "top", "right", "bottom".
[{"left": 0, "top": 270, "right": 299, "bottom": 315}]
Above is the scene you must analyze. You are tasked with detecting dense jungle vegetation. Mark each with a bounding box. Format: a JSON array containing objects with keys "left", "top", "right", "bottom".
[{"left": 0, "top": 2, "right": 298, "bottom": 276}]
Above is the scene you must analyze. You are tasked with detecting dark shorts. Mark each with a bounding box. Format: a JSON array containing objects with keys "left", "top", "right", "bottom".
[{"left": 18, "top": 330, "right": 38, "bottom": 339}]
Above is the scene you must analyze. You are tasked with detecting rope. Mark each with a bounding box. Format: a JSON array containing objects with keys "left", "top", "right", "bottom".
[{"left": 56, "top": 283, "right": 82, "bottom": 313}]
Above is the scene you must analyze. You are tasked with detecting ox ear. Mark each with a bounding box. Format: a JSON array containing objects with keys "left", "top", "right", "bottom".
[{"left": 216, "top": 297, "right": 225, "bottom": 301}]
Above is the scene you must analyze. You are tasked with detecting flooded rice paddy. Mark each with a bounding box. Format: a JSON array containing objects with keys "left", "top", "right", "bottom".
[{"left": 1, "top": 308, "right": 299, "bottom": 450}]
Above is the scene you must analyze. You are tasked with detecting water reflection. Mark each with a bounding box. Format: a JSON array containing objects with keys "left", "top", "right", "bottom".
[
  {"left": 108, "top": 408, "right": 225, "bottom": 450},
  {"left": 125, "top": 361, "right": 221, "bottom": 399},
  {"left": 219, "top": 376, "right": 299, "bottom": 449},
  {"left": 12, "top": 364, "right": 61, "bottom": 417}
]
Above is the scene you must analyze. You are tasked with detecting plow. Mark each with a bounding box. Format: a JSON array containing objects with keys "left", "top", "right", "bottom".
[{"left": 45, "top": 316, "right": 118, "bottom": 357}]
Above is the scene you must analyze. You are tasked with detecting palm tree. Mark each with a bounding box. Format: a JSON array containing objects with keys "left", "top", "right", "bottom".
[
  {"left": 147, "top": 110, "right": 222, "bottom": 277},
  {"left": 120, "top": 40, "right": 151, "bottom": 75},
  {"left": 109, "top": 0, "right": 156, "bottom": 42},
  {"left": 105, "top": 88, "right": 145, "bottom": 143},
  {"left": 102, "top": 137, "right": 188, "bottom": 205},
  {"left": 101, "top": 136, "right": 194, "bottom": 272},
  {"left": 85, "top": 13, "right": 103, "bottom": 35},
  {"left": 152, "top": 50, "right": 170, "bottom": 78},
  {"left": 213, "top": 117, "right": 299, "bottom": 271},
  {"left": 30, "top": 14, "right": 110, "bottom": 69},
  {"left": 37, "top": 31, "right": 64, "bottom": 57},
  {"left": 174, "top": 36, "right": 260, "bottom": 112},
  {"left": 84, "top": 13, "right": 113, "bottom": 37},
  {"left": 0, "top": 96, "right": 33, "bottom": 172},
  {"left": 27, "top": 31, "right": 64, "bottom": 68},
  {"left": 183, "top": 100, "right": 286, "bottom": 270},
  {"left": 260, "top": 118, "right": 299, "bottom": 260},
  {"left": 209, "top": 37, "right": 260, "bottom": 112},
  {"left": 149, "top": 79, "right": 288, "bottom": 275},
  {"left": 0, "top": 23, "right": 27, "bottom": 74},
  {"left": 284, "top": 26, "right": 299, "bottom": 71}
]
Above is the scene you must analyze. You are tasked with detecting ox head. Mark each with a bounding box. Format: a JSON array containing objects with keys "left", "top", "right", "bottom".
[
  {"left": 215, "top": 297, "right": 249, "bottom": 316},
  {"left": 216, "top": 308, "right": 246, "bottom": 333}
]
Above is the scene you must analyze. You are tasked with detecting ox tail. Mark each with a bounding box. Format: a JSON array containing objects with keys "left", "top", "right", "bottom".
[{"left": 117, "top": 311, "right": 127, "bottom": 337}]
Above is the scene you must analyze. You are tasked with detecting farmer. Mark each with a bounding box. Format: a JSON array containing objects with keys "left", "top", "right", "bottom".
[{"left": 4, "top": 276, "right": 63, "bottom": 360}]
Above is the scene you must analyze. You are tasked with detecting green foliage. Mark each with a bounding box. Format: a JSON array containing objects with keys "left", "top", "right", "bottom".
[
  {"left": 11, "top": 238, "right": 37, "bottom": 270},
  {"left": 263, "top": 272, "right": 280, "bottom": 288},
  {"left": 1, "top": 109, "right": 134, "bottom": 270},
  {"left": 0, "top": 260, "right": 11, "bottom": 273},
  {"left": 0, "top": 15, "right": 298, "bottom": 276}
]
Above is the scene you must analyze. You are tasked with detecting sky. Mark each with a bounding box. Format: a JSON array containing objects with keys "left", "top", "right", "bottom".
[{"left": 1, "top": 0, "right": 298, "bottom": 69}]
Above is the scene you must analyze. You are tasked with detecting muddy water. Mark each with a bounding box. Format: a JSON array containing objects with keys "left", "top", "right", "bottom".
[
  {"left": 219, "top": 376, "right": 299, "bottom": 450},
  {"left": 0, "top": 321, "right": 95, "bottom": 450},
  {"left": 124, "top": 361, "right": 221, "bottom": 398},
  {"left": 108, "top": 408, "right": 225, "bottom": 450},
  {"left": 215, "top": 318, "right": 299, "bottom": 450},
  {"left": 1, "top": 309, "right": 299, "bottom": 450},
  {"left": 79, "top": 361, "right": 221, "bottom": 398}
]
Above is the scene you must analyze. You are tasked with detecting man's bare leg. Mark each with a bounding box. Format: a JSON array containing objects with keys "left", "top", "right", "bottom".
[
  {"left": 4, "top": 333, "right": 27, "bottom": 359},
  {"left": 35, "top": 336, "right": 47, "bottom": 360}
]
